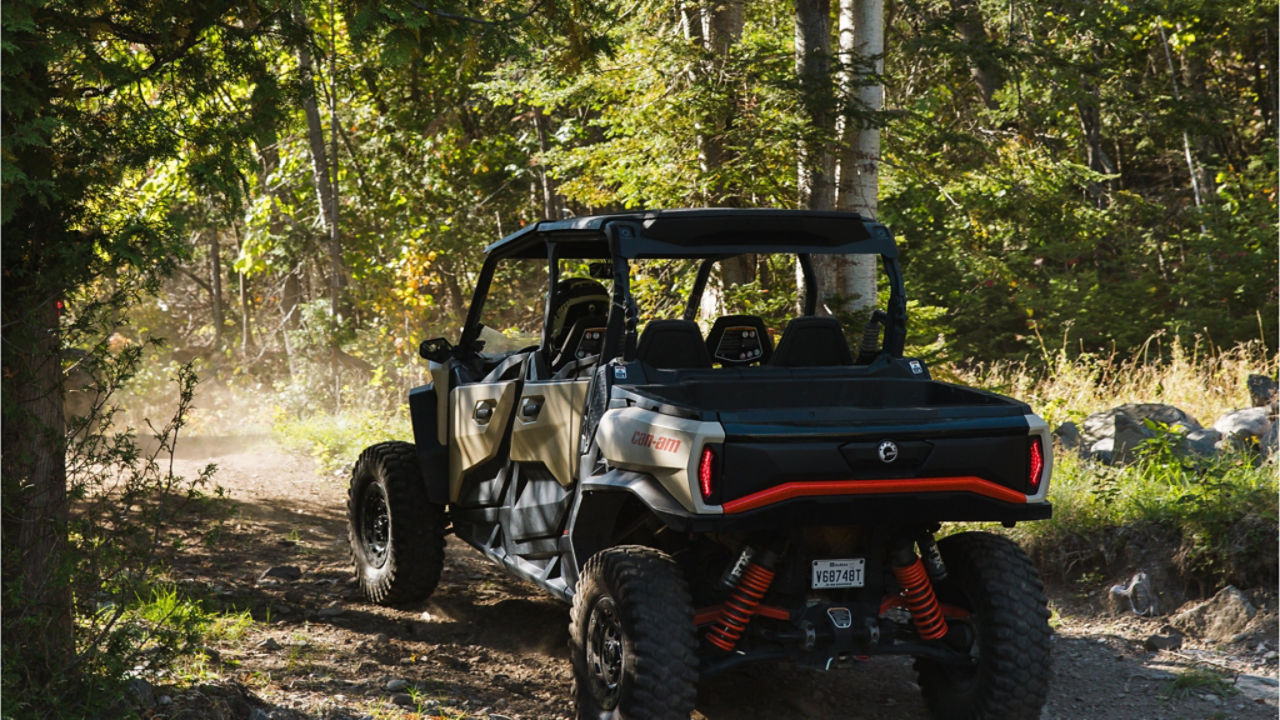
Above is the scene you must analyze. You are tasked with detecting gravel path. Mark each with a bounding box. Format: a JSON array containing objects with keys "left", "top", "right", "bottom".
[{"left": 158, "top": 438, "right": 1279, "bottom": 719}]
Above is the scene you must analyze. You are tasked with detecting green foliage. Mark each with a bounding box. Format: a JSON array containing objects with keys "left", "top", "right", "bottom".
[
  {"left": 1014, "top": 441, "right": 1277, "bottom": 589},
  {"left": 881, "top": 0, "right": 1277, "bottom": 363},
  {"left": 274, "top": 408, "right": 412, "bottom": 474},
  {"left": 1162, "top": 667, "right": 1236, "bottom": 700}
]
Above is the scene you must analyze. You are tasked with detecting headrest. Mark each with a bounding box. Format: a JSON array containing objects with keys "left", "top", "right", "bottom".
[
  {"left": 637, "top": 319, "right": 712, "bottom": 369},
  {"left": 706, "top": 315, "right": 773, "bottom": 366}
]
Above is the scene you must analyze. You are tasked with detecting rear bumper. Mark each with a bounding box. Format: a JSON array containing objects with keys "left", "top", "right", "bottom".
[{"left": 654, "top": 490, "right": 1051, "bottom": 532}]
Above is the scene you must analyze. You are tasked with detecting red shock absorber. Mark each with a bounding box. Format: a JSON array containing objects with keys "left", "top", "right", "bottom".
[
  {"left": 707, "top": 561, "right": 776, "bottom": 652},
  {"left": 892, "top": 556, "right": 948, "bottom": 641}
]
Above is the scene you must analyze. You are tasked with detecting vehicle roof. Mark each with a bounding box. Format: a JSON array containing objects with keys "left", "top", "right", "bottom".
[{"left": 484, "top": 208, "right": 897, "bottom": 260}]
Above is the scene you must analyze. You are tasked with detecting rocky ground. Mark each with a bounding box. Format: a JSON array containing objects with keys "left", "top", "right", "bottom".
[{"left": 144, "top": 437, "right": 1279, "bottom": 720}]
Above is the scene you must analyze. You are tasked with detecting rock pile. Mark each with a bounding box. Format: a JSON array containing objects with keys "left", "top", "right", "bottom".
[{"left": 1052, "top": 373, "right": 1277, "bottom": 465}]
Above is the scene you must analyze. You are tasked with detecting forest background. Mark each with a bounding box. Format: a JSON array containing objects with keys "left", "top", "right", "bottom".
[{"left": 2, "top": 0, "right": 1276, "bottom": 715}]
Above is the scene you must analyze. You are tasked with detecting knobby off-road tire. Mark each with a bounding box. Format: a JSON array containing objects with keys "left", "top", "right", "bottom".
[
  {"left": 347, "top": 441, "right": 445, "bottom": 605},
  {"left": 914, "top": 531, "right": 1052, "bottom": 720},
  {"left": 569, "top": 546, "right": 698, "bottom": 720}
]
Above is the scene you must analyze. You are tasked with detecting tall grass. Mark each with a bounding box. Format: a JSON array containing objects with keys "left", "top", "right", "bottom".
[{"left": 945, "top": 334, "right": 1276, "bottom": 429}]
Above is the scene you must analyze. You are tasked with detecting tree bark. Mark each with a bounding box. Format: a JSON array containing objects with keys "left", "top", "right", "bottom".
[
  {"left": 794, "top": 0, "right": 837, "bottom": 313},
  {"left": 533, "top": 107, "right": 561, "bottom": 220},
  {"left": 233, "top": 226, "right": 254, "bottom": 355},
  {"left": 696, "top": 0, "right": 744, "bottom": 200},
  {"left": 292, "top": 3, "right": 343, "bottom": 318},
  {"left": 828, "top": 0, "right": 882, "bottom": 314},
  {"left": 683, "top": 0, "right": 749, "bottom": 316},
  {"left": 949, "top": 0, "right": 1004, "bottom": 109},
  {"left": 1, "top": 295, "right": 72, "bottom": 688},
  {"left": 209, "top": 230, "right": 224, "bottom": 351},
  {"left": 794, "top": 0, "right": 837, "bottom": 212}
]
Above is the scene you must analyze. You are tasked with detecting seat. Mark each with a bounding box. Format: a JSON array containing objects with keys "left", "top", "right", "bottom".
[
  {"left": 636, "top": 319, "right": 712, "bottom": 369},
  {"left": 547, "top": 278, "right": 610, "bottom": 351},
  {"left": 551, "top": 314, "right": 608, "bottom": 371},
  {"left": 705, "top": 314, "right": 773, "bottom": 367},
  {"left": 769, "top": 316, "right": 853, "bottom": 367}
]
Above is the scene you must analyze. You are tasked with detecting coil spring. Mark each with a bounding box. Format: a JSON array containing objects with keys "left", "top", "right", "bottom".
[
  {"left": 707, "top": 561, "right": 775, "bottom": 652},
  {"left": 892, "top": 557, "right": 948, "bottom": 640}
]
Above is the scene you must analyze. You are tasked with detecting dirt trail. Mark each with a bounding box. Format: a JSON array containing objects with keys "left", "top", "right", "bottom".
[{"left": 164, "top": 438, "right": 1279, "bottom": 720}]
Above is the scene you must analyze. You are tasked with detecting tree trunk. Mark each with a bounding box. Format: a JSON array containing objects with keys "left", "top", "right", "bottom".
[
  {"left": 684, "top": 0, "right": 748, "bottom": 316},
  {"left": 233, "top": 226, "right": 254, "bottom": 356},
  {"left": 1076, "top": 76, "right": 1116, "bottom": 206},
  {"left": 794, "top": 0, "right": 836, "bottom": 212},
  {"left": 1, "top": 294, "right": 72, "bottom": 689},
  {"left": 209, "top": 230, "right": 224, "bottom": 351},
  {"left": 533, "top": 107, "right": 560, "bottom": 220},
  {"left": 701, "top": 0, "right": 744, "bottom": 192},
  {"left": 794, "top": 0, "right": 837, "bottom": 313},
  {"left": 949, "top": 0, "right": 1004, "bottom": 109},
  {"left": 828, "top": 0, "right": 882, "bottom": 314},
  {"left": 283, "top": 270, "right": 302, "bottom": 330},
  {"left": 292, "top": 3, "right": 343, "bottom": 317}
]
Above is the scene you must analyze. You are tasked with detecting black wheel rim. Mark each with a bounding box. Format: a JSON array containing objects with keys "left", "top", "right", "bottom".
[
  {"left": 360, "top": 481, "right": 390, "bottom": 567},
  {"left": 585, "top": 595, "right": 624, "bottom": 710}
]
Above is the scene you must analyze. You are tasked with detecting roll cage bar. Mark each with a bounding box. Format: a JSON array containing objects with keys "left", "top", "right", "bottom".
[{"left": 456, "top": 210, "right": 907, "bottom": 363}]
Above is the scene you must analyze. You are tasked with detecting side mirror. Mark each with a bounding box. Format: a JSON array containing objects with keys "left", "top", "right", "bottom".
[{"left": 419, "top": 337, "right": 453, "bottom": 363}]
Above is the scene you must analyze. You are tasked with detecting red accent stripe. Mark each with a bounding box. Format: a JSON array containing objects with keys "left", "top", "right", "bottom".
[{"left": 721, "top": 476, "right": 1027, "bottom": 514}]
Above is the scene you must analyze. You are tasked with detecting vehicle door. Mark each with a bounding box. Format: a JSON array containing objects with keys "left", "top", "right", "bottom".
[{"left": 448, "top": 257, "right": 547, "bottom": 507}]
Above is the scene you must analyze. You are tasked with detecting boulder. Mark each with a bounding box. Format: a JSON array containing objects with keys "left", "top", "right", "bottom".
[
  {"left": 1214, "top": 408, "right": 1272, "bottom": 450},
  {"left": 1184, "top": 428, "right": 1221, "bottom": 457},
  {"left": 1113, "top": 412, "right": 1156, "bottom": 463},
  {"left": 1144, "top": 633, "right": 1183, "bottom": 651},
  {"left": 1080, "top": 404, "right": 1198, "bottom": 448},
  {"left": 1247, "top": 373, "right": 1277, "bottom": 408},
  {"left": 1053, "top": 421, "right": 1082, "bottom": 452},
  {"left": 1264, "top": 420, "right": 1278, "bottom": 458},
  {"left": 1089, "top": 437, "right": 1114, "bottom": 465},
  {"left": 1170, "top": 586, "right": 1257, "bottom": 645},
  {"left": 1077, "top": 403, "right": 1203, "bottom": 464}
]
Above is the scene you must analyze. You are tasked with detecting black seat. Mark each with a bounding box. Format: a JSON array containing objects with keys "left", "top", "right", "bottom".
[
  {"left": 705, "top": 315, "right": 773, "bottom": 367},
  {"left": 637, "top": 319, "right": 712, "bottom": 369},
  {"left": 769, "top": 316, "right": 853, "bottom": 367},
  {"left": 551, "top": 314, "right": 608, "bottom": 370}
]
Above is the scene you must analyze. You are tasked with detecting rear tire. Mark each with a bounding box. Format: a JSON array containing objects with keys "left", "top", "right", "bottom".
[
  {"left": 914, "top": 532, "right": 1051, "bottom": 720},
  {"left": 569, "top": 546, "right": 697, "bottom": 720},
  {"left": 347, "top": 441, "right": 445, "bottom": 605}
]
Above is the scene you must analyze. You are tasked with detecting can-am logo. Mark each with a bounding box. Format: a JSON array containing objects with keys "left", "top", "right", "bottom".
[
  {"left": 631, "top": 431, "right": 681, "bottom": 453},
  {"left": 877, "top": 440, "right": 899, "bottom": 464}
]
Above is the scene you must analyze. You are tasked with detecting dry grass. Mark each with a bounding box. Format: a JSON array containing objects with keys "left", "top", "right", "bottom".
[{"left": 941, "top": 334, "right": 1277, "bottom": 429}]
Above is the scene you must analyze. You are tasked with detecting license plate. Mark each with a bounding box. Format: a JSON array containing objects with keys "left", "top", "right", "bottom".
[{"left": 811, "top": 558, "right": 865, "bottom": 589}]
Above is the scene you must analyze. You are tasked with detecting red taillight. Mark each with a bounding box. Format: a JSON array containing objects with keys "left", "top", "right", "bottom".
[
  {"left": 1028, "top": 436, "right": 1044, "bottom": 492},
  {"left": 699, "top": 446, "right": 717, "bottom": 502}
]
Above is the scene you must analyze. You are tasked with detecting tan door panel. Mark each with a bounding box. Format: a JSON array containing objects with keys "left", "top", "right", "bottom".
[
  {"left": 510, "top": 379, "right": 590, "bottom": 487},
  {"left": 449, "top": 381, "right": 518, "bottom": 502}
]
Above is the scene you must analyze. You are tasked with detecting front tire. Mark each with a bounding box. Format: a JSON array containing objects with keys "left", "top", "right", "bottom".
[
  {"left": 569, "top": 546, "right": 697, "bottom": 720},
  {"left": 347, "top": 441, "right": 445, "bottom": 605},
  {"left": 914, "top": 532, "right": 1052, "bottom": 720}
]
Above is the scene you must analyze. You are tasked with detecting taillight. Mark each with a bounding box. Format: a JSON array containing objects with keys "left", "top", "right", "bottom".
[
  {"left": 1028, "top": 436, "right": 1044, "bottom": 492},
  {"left": 699, "top": 445, "right": 717, "bottom": 502}
]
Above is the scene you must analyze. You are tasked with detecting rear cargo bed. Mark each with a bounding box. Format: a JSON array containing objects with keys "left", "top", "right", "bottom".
[{"left": 624, "top": 374, "right": 1031, "bottom": 429}]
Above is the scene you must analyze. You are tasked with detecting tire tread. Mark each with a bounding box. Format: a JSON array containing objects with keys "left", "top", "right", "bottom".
[{"left": 347, "top": 441, "right": 445, "bottom": 605}]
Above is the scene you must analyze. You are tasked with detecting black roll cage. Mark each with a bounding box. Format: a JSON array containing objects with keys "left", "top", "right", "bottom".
[{"left": 456, "top": 210, "right": 908, "bottom": 364}]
